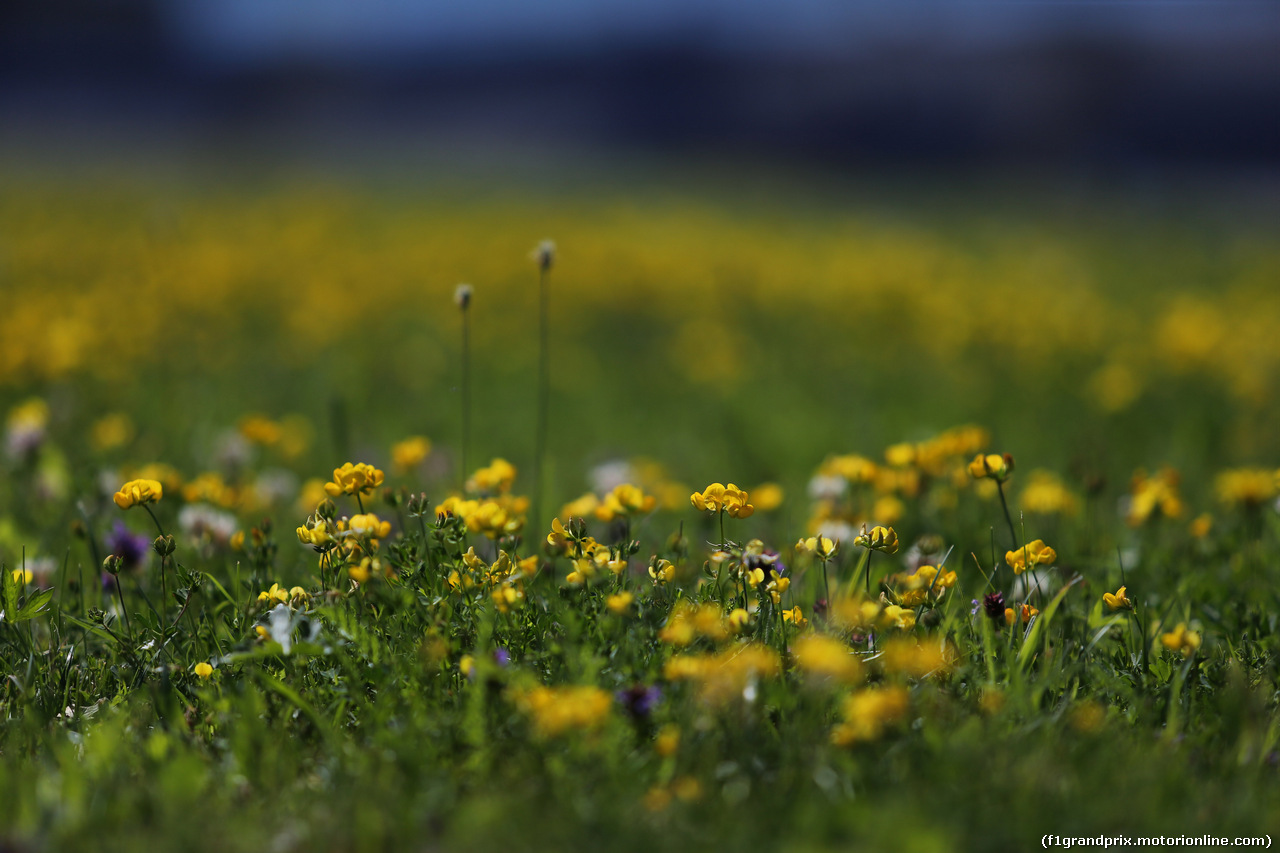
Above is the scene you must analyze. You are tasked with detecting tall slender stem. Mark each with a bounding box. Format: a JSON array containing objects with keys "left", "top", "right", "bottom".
[
  {"left": 531, "top": 265, "right": 550, "bottom": 549},
  {"left": 995, "top": 481, "right": 1018, "bottom": 552},
  {"left": 461, "top": 303, "right": 471, "bottom": 489}
]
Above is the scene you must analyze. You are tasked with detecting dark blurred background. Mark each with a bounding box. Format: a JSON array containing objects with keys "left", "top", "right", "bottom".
[{"left": 2, "top": 0, "right": 1277, "bottom": 169}]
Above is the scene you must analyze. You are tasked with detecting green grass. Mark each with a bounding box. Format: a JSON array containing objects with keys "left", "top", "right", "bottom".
[{"left": 0, "top": 160, "right": 1278, "bottom": 852}]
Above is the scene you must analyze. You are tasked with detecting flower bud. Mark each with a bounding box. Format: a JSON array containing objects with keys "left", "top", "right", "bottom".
[
  {"left": 102, "top": 555, "right": 124, "bottom": 575},
  {"left": 153, "top": 535, "right": 176, "bottom": 557}
]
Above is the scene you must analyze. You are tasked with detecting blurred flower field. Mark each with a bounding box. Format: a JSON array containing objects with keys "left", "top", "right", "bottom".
[{"left": 0, "top": 163, "right": 1278, "bottom": 851}]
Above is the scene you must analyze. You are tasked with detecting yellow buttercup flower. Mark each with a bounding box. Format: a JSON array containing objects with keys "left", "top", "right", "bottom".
[
  {"left": 690, "top": 483, "right": 754, "bottom": 518},
  {"left": 193, "top": 662, "right": 214, "bottom": 679},
  {"left": 968, "top": 452, "right": 1013, "bottom": 482},
  {"left": 324, "top": 462, "right": 385, "bottom": 497},
  {"left": 11, "top": 569, "right": 32, "bottom": 585},
  {"left": 1005, "top": 540, "right": 1056, "bottom": 574},
  {"left": 391, "top": 436, "right": 432, "bottom": 472},
  {"left": 1103, "top": 586, "right": 1134, "bottom": 612},
  {"left": 113, "top": 478, "right": 163, "bottom": 510}
]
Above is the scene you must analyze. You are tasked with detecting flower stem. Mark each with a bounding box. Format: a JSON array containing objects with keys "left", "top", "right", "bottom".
[
  {"left": 531, "top": 265, "right": 551, "bottom": 554},
  {"left": 461, "top": 302, "right": 472, "bottom": 490},
  {"left": 995, "top": 480, "right": 1018, "bottom": 552}
]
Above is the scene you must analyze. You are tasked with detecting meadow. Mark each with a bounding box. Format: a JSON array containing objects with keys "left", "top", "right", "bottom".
[{"left": 0, "top": 158, "right": 1278, "bottom": 851}]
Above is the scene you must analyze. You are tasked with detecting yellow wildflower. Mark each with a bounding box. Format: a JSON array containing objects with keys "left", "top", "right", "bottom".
[
  {"left": 880, "top": 637, "right": 952, "bottom": 678},
  {"left": 1126, "top": 467, "right": 1184, "bottom": 526},
  {"left": 654, "top": 724, "right": 680, "bottom": 757},
  {"left": 750, "top": 483, "right": 784, "bottom": 512},
  {"left": 1215, "top": 468, "right": 1277, "bottom": 508},
  {"left": 1160, "top": 623, "right": 1202, "bottom": 658},
  {"left": 324, "top": 462, "right": 385, "bottom": 497},
  {"left": 466, "top": 458, "right": 517, "bottom": 494},
  {"left": 690, "top": 483, "right": 754, "bottom": 518},
  {"left": 91, "top": 413, "right": 134, "bottom": 452},
  {"left": 1102, "top": 586, "right": 1134, "bottom": 612},
  {"left": 830, "top": 686, "right": 910, "bottom": 745},
  {"left": 238, "top": 415, "right": 282, "bottom": 446},
  {"left": 391, "top": 436, "right": 432, "bottom": 472},
  {"left": 1005, "top": 540, "right": 1056, "bottom": 574},
  {"left": 1003, "top": 603, "right": 1039, "bottom": 626},
  {"left": 782, "top": 606, "right": 808, "bottom": 628},
  {"left": 968, "top": 452, "right": 1013, "bottom": 482},
  {"left": 594, "top": 483, "right": 656, "bottom": 522},
  {"left": 346, "top": 513, "right": 392, "bottom": 539},
  {"left": 113, "top": 478, "right": 163, "bottom": 510},
  {"left": 514, "top": 685, "right": 612, "bottom": 737},
  {"left": 1019, "top": 470, "right": 1080, "bottom": 516},
  {"left": 796, "top": 535, "right": 839, "bottom": 561},
  {"left": 194, "top": 662, "right": 214, "bottom": 679},
  {"left": 792, "top": 634, "right": 863, "bottom": 683},
  {"left": 1189, "top": 513, "right": 1213, "bottom": 539},
  {"left": 853, "top": 524, "right": 899, "bottom": 554},
  {"left": 606, "top": 592, "right": 634, "bottom": 614}
]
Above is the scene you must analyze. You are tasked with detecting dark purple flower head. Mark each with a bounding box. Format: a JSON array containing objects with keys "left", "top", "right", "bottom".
[
  {"left": 105, "top": 521, "right": 150, "bottom": 571},
  {"left": 983, "top": 592, "right": 1006, "bottom": 622},
  {"left": 616, "top": 684, "right": 663, "bottom": 720}
]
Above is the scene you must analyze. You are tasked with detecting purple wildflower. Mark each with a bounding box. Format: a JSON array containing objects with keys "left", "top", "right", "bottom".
[{"left": 105, "top": 521, "right": 150, "bottom": 571}]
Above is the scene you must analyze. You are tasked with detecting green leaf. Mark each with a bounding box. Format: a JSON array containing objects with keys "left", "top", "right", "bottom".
[
  {"left": 2, "top": 563, "right": 18, "bottom": 623},
  {"left": 13, "top": 588, "right": 53, "bottom": 622}
]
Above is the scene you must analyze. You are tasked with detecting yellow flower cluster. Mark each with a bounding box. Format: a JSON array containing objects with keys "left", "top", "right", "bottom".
[
  {"left": 795, "top": 535, "right": 839, "bottom": 561},
  {"left": 879, "top": 637, "right": 953, "bottom": 678},
  {"left": 659, "top": 601, "right": 739, "bottom": 646},
  {"left": 968, "top": 452, "right": 1014, "bottom": 482},
  {"left": 594, "top": 483, "right": 657, "bottom": 522},
  {"left": 391, "top": 436, "right": 432, "bottom": 472},
  {"left": 892, "top": 564, "right": 957, "bottom": 607},
  {"left": 325, "top": 463, "right": 385, "bottom": 498},
  {"left": 830, "top": 686, "right": 910, "bottom": 745},
  {"left": 513, "top": 685, "right": 612, "bottom": 737},
  {"left": 257, "top": 583, "right": 310, "bottom": 607},
  {"left": 113, "top": 478, "right": 163, "bottom": 510},
  {"left": 1126, "top": 468, "right": 1184, "bottom": 526},
  {"left": 465, "top": 458, "right": 517, "bottom": 494},
  {"left": 664, "top": 643, "right": 780, "bottom": 705},
  {"left": 690, "top": 483, "right": 754, "bottom": 518},
  {"left": 1160, "top": 623, "right": 1202, "bottom": 658},
  {"left": 792, "top": 635, "right": 863, "bottom": 684},
  {"left": 1005, "top": 540, "right": 1057, "bottom": 574},
  {"left": 853, "top": 524, "right": 899, "bottom": 554},
  {"left": 436, "top": 494, "right": 528, "bottom": 539},
  {"left": 1019, "top": 470, "right": 1080, "bottom": 516},
  {"left": 1214, "top": 468, "right": 1277, "bottom": 508},
  {"left": 1004, "top": 603, "right": 1040, "bottom": 626}
]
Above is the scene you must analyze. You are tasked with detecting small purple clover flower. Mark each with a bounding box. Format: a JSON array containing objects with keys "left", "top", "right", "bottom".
[
  {"left": 615, "top": 685, "right": 663, "bottom": 721},
  {"left": 983, "top": 592, "right": 1006, "bottom": 622},
  {"left": 105, "top": 521, "right": 151, "bottom": 571}
]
